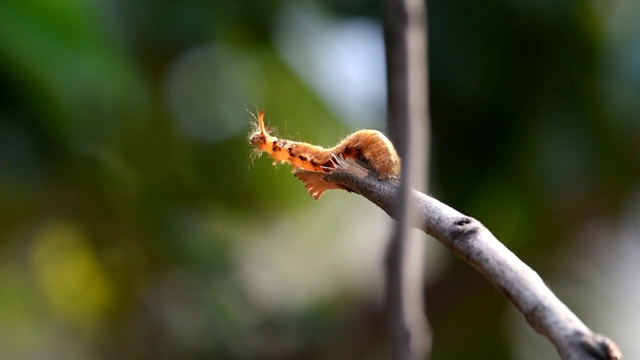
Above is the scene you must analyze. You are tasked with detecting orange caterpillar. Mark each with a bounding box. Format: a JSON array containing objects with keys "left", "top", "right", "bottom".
[{"left": 249, "top": 110, "right": 400, "bottom": 199}]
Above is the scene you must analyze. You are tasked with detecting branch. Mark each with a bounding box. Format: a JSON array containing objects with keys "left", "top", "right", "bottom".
[
  {"left": 296, "top": 158, "right": 623, "bottom": 360},
  {"left": 382, "top": 0, "right": 432, "bottom": 356}
]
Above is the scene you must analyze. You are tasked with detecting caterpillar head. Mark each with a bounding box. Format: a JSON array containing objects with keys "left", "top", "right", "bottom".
[{"left": 249, "top": 110, "right": 269, "bottom": 148}]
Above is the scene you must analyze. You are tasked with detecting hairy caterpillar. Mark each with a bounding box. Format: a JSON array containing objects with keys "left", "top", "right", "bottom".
[{"left": 249, "top": 110, "right": 400, "bottom": 199}]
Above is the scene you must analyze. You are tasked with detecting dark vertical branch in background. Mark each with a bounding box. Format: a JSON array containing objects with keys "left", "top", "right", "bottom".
[{"left": 382, "top": 0, "right": 431, "bottom": 359}]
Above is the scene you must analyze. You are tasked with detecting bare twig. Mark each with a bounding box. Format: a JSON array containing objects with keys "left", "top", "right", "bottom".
[
  {"left": 296, "top": 159, "right": 622, "bottom": 360},
  {"left": 382, "top": 0, "right": 432, "bottom": 357}
]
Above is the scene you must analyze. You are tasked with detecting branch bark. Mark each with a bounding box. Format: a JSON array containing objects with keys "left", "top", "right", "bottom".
[
  {"left": 382, "top": 0, "right": 431, "bottom": 357},
  {"left": 296, "top": 158, "right": 623, "bottom": 360}
]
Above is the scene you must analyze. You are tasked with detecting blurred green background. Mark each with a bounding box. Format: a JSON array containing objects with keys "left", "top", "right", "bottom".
[{"left": 0, "top": 0, "right": 638, "bottom": 359}]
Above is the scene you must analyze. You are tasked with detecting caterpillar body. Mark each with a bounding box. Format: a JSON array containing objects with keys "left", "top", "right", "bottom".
[{"left": 249, "top": 111, "right": 400, "bottom": 199}]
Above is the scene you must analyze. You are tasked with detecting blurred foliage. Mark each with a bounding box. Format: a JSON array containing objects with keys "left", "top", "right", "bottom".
[{"left": 0, "top": 0, "right": 638, "bottom": 359}]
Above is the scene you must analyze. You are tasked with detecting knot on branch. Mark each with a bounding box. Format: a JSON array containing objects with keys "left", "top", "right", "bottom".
[
  {"left": 577, "top": 332, "right": 622, "bottom": 360},
  {"left": 454, "top": 217, "right": 472, "bottom": 226},
  {"left": 448, "top": 217, "right": 479, "bottom": 245}
]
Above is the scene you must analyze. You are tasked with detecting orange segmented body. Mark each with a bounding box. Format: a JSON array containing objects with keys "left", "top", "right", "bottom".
[{"left": 249, "top": 110, "right": 400, "bottom": 198}]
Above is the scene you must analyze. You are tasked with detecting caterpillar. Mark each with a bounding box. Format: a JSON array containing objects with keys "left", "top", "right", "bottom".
[{"left": 249, "top": 110, "right": 400, "bottom": 199}]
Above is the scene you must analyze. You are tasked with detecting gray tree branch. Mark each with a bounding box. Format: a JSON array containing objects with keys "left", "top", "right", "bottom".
[
  {"left": 382, "top": 0, "right": 431, "bottom": 357},
  {"left": 296, "top": 157, "right": 623, "bottom": 360}
]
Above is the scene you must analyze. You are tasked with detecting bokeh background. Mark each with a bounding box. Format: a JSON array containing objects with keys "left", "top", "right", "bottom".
[{"left": 0, "top": 0, "right": 639, "bottom": 359}]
